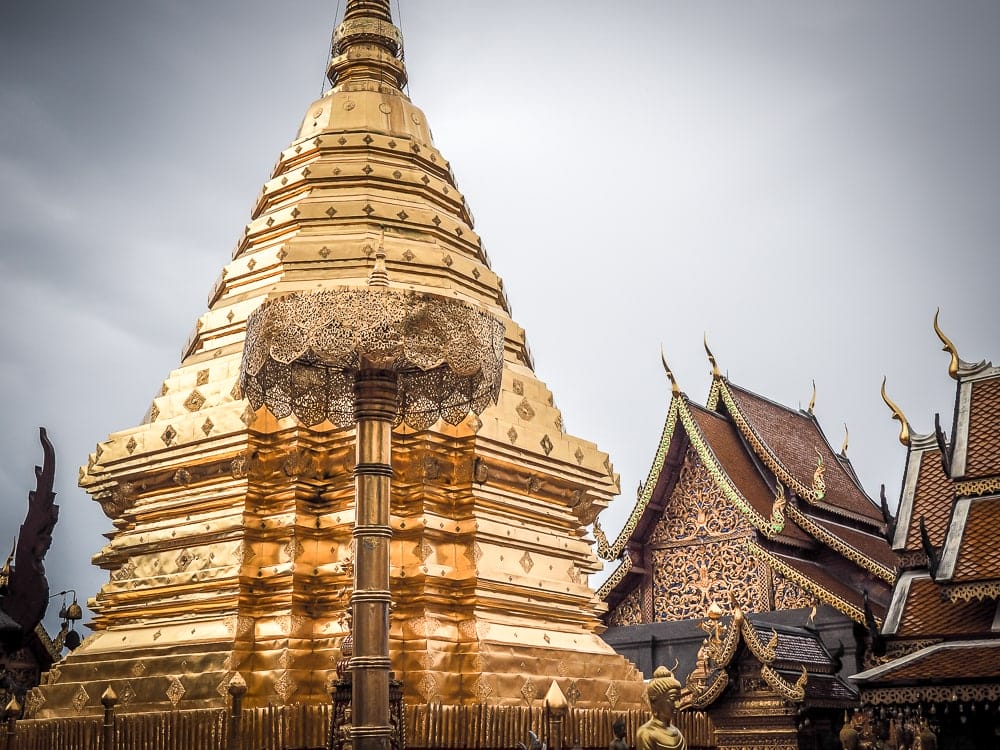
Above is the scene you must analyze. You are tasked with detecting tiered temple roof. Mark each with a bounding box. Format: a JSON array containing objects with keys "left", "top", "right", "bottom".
[
  {"left": 597, "top": 349, "right": 896, "bottom": 630},
  {"left": 854, "top": 318, "right": 1000, "bottom": 709}
]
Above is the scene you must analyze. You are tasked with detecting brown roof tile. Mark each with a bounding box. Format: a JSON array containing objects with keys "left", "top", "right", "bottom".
[
  {"left": 726, "top": 383, "right": 883, "bottom": 523},
  {"left": 903, "top": 450, "right": 954, "bottom": 553},
  {"left": 863, "top": 641, "right": 1000, "bottom": 683},
  {"left": 964, "top": 378, "right": 1000, "bottom": 479},
  {"left": 688, "top": 404, "right": 811, "bottom": 545},
  {"left": 949, "top": 496, "right": 1000, "bottom": 584},
  {"left": 895, "top": 576, "right": 995, "bottom": 638}
]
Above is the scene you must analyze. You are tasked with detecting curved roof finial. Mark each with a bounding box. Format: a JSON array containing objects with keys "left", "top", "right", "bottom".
[
  {"left": 660, "top": 346, "right": 680, "bottom": 397},
  {"left": 840, "top": 423, "right": 849, "bottom": 457},
  {"left": 703, "top": 334, "right": 722, "bottom": 380},
  {"left": 933, "top": 308, "right": 960, "bottom": 380},
  {"left": 327, "top": 0, "right": 408, "bottom": 91},
  {"left": 880, "top": 377, "right": 911, "bottom": 447},
  {"left": 807, "top": 379, "right": 817, "bottom": 415}
]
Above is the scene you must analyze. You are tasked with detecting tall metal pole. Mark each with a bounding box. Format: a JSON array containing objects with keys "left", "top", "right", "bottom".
[{"left": 351, "top": 369, "right": 397, "bottom": 750}]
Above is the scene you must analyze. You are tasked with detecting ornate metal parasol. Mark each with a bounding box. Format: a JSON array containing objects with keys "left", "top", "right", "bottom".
[{"left": 239, "top": 249, "right": 505, "bottom": 750}]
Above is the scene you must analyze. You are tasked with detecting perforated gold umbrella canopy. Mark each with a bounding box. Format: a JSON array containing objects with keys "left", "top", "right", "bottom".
[{"left": 240, "top": 288, "right": 505, "bottom": 429}]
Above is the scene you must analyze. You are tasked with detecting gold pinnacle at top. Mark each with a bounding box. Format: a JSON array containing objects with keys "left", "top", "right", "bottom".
[
  {"left": 704, "top": 334, "right": 722, "bottom": 379},
  {"left": 880, "top": 377, "right": 911, "bottom": 447},
  {"left": 807, "top": 379, "right": 817, "bottom": 415},
  {"left": 933, "top": 308, "right": 960, "bottom": 380},
  {"left": 328, "top": 0, "right": 407, "bottom": 91},
  {"left": 840, "top": 423, "right": 849, "bottom": 457}
]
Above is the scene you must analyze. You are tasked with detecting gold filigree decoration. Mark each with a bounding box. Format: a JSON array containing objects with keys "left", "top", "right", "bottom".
[
  {"left": 184, "top": 390, "right": 206, "bottom": 412},
  {"left": 474, "top": 675, "right": 493, "bottom": 704},
  {"left": 120, "top": 681, "right": 136, "bottom": 708},
  {"left": 596, "top": 555, "right": 632, "bottom": 601},
  {"left": 240, "top": 288, "right": 505, "bottom": 430},
  {"left": 507, "top": 427, "right": 518, "bottom": 444},
  {"left": 131, "top": 660, "right": 147, "bottom": 677},
  {"left": 515, "top": 398, "right": 535, "bottom": 421},
  {"left": 417, "top": 673, "right": 440, "bottom": 702},
  {"left": 519, "top": 550, "right": 534, "bottom": 574},
  {"left": 604, "top": 682, "right": 620, "bottom": 709},
  {"left": 943, "top": 580, "right": 1000, "bottom": 602},
  {"left": 812, "top": 450, "right": 826, "bottom": 499},
  {"left": 274, "top": 672, "right": 295, "bottom": 703},
  {"left": 165, "top": 677, "right": 186, "bottom": 707},
  {"left": 785, "top": 504, "right": 895, "bottom": 582},
  {"left": 768, "top": 482, "right": 787, "bottom": 538},
  {"left": 161, "top": 425, "right": 177, "bottom": 447},
  {"left": 747, "top": 542, "right": 868, "bottom": 625},
  {"left": 773, "top": 571, "right": 813, "bottom": 610},
  {"left": 414, "top": 540, "right": 434, "bottom": 563},
  {"left": 592, "top": 518, "right": 611, "bottom": 559},
  {"left": 607, "top": 586, "right": 643, "bottom": 627},
  {"left": 955, "top": 476, "right": 1000, "bottom": 497},
  {"left": 72, "top": 685, "right": 90, "bottom": 713},
  {"left": 520, "top": 679, "right": 537, "bottom": 705},
  {"left": 760, "top": 663, "right": 805, "bottom": 703},
  {"left": 540, "top": 434, "right": 554, "bottom": 456},
  {"left": 862, "top": 683, "right": 1000, "bottom": 706}
]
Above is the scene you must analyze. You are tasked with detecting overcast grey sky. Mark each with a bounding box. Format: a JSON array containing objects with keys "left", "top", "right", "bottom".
[{"left": 2, "top": 1, "right": 998, "bottom": 635}]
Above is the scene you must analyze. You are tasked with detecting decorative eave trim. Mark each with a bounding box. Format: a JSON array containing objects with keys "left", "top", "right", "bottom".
[
  {"left": 747, "top": 541, "right": 871, "bottom": 626},
  {"left": 955, "top": 476, "right": 1000, "bottom": 498},
  {"left": 942, "top": 580, "right": 1000, "bottom": 603},
  {"left": 741, "top": 621, "right": 778, "bottom": 664},
  {"left": 684, "top": 669, "right": 729, "bottom": 710},
  {"left": 597, "top": 400, "right": 680, "bottom": 560},
  {"left": 677, "top": 399, "right": 776, "bottom": 535},
  {"left": 597, "top": 555, "right": 632, "bottom": 602},
  {"left": 860, "top": 682, "right": 1000, "bottom": 706},
  {"left": 33, "top": 623, "right": 60, "bottom": 662},
  {"left": 785, "top": 504, "right": 896, "bottom": 583},
  {"left": 760, "top": 663, "right": 807, "bottom": 703},
  {"left": 853, "top": 638, "right": 1000, "bottom": 684}
]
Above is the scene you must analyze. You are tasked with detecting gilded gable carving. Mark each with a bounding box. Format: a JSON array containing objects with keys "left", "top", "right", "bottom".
[
  {"left": 772, "top": 570, "right": 814, "bottom": 610},
  {"left": 608, "top": 585, "right": 643, "bottom": 627},
  {"left": 648, "top": 449, "right": 767, "bottom": 620},
  {"left": 650, "top": 450, "right": 747, "bottom": 545}
]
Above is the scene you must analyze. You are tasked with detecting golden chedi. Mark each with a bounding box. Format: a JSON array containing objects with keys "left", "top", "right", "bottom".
[{"left": 31, "top": 0, "right": 643, "bottom": 721}]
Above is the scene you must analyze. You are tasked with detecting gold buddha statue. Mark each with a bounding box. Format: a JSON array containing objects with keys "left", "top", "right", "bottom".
[{"left": 635, "top": 666, "right": 687, "bottom": 750}]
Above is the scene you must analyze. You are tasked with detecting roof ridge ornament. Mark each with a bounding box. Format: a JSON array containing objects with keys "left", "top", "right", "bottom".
[
  {"left": 933, "top": 308, "right": 960, "bottom": 380},
  {"left": 703, "top": 334, "right": 722, "bottom": 380},
  {"left": 660, "top": 346, "right": 681, "bottom": 397},
  {"left": 840, "top": 423, "right": 849, "bottom": 458},
  {"left": 807, "top": 379, "right": 817, "bottom": 415},
  {"left": 880, "top": 377, "right": 911, "bottom": 447}
]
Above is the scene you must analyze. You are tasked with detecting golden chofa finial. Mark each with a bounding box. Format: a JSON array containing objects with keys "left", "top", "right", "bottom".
[
  {"left": 933, "top": 308, "right": 960, "bottom": 380},
  {"left": 367, "top": 229, "right": 390, "bottom": 288},
  {"left": 703, "top": 334, "right": 722, "bottom": 379},
  {"left": 880, "top": 377, "right": 911, "bottom": 446},
  {"left": 840, "top": 423, "right": 849, "bottom": 457},
  {"left": 807, "top": 380, "right": 817, "bottom": 415},
  {"left": 660, "top": 346, "right": 681, "bottom": 397}
]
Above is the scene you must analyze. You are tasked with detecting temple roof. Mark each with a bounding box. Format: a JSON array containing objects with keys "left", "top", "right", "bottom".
[
  {"left": 854, "top": 639, "right": 1000, "bottom": 685},
  {"left": 716, "top": 380, "right": 884, "bottom": 525},
  {"left": 857, "top": 323, "right": 1000, "bottom": 701},
  {"left": 597, "top": 370, "right": 896, "bottom": 627}
]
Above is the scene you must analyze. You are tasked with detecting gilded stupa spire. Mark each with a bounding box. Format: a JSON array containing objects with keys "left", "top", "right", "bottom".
[{"left": 328, "top": 0, "right": 407, "bottom": 91}]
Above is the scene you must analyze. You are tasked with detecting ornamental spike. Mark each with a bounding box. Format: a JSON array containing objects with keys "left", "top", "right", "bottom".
[
  {"left": 660, "top": 346, "right": 680, "bottom": 397},
  {"left": 703, "top": 334, "right": 722, "bottom": 379},
  {"left": 880, "top": 377, "right": 911, "bottom": 447},
  {"left": 932, "top": 308, "right": 960, "bottom": 380}
]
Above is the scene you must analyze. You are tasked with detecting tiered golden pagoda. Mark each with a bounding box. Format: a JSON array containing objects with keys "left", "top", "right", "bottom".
[{"left": 30, "top": 0, "right": 643, "bottom": 724}]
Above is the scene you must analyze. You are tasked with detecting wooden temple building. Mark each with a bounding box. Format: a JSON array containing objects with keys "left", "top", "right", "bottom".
[
  {"left": 852, "top": 321, "right": 1000, "bottom": 745},
  {"left": 597, "top": 349, "right": 899, "bottom": 747}
]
